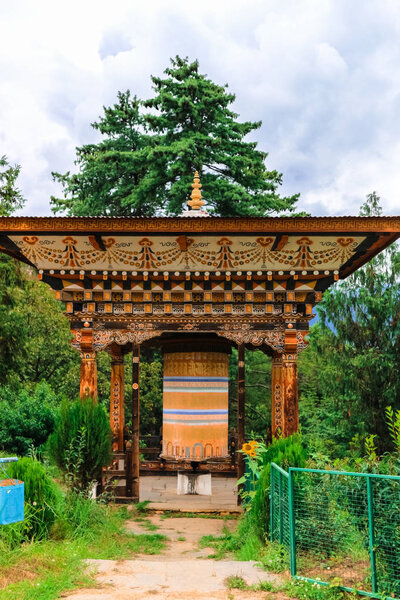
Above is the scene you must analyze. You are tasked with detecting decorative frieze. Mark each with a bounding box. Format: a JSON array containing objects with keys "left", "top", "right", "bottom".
[{"left": 11, "top": 232, "right": 364, "bottom": 273}]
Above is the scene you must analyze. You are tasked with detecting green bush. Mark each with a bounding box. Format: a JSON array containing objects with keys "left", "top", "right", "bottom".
[
  {"left": 47, "top": 398, "right": 112, "bottom": 491},
  {"left": 249, "top": 433, "right": 308, "bottom": 540},
  {"left": 1, "top": 456, "right": 62, "bottom": 544},
  {"left": 0, "top": 382, "right": 57, "bottom": 455},
  {"left": 223, "top": 434, "right": 308, "bottom": 562}
]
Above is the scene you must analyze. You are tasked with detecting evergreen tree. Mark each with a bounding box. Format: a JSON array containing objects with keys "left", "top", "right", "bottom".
[
  {"left": 303, "top": 192, "right": 400, "bottom": 450},
  {"left": 143, "top": 56, "right": 298, "bottom": 216},
  {"left": 0, "top": 155, "right": 25, "bottom": 216},
  {"left": 51, "top": 56, "right": 299, "bottom": 217},
  {"left": 51, "top": 91, "right": 155, "bottom": 216}
]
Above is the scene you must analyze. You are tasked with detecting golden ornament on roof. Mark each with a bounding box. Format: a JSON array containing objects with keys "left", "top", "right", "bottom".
[{"left": 188, "top": 171, "right": 205, "bottom": 210}]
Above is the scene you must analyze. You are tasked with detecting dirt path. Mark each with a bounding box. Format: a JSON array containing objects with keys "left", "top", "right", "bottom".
[
  {"left": 65, "top": 513, "right": 281, "bottom": 600},
  {"left": 126, "top": 514, "right": 237, "bottom": 559}
]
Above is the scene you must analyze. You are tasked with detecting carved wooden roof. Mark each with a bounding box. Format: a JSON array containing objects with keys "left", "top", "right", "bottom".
[
  {"left": 1, "top": 215, "right": 398, "bottom": 353},
  {"left": 0, "top": 216, "right": 399, "bottom": 279}
]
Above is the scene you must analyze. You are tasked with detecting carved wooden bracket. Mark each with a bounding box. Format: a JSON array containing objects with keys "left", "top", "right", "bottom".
[
  {"left": 72, "top": 320, "right": 308, "bottom": 353},
  {"left": 217, "top": 323, "right": 308, "bottom": 354},
  {"left": 72, "top": 323, "right": 160, "bottom": 351}
]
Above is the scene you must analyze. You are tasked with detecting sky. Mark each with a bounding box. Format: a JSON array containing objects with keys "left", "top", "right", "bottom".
[{"left": 1, "top": 0, "right": 400, "bottom": 217}]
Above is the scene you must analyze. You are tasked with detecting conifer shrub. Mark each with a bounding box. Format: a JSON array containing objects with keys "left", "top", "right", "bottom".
[{"left": 47, "top": 398, "right": 112, "bottom": 492}]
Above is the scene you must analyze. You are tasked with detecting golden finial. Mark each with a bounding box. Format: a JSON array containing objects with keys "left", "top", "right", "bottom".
[{"left": 188, "top": 171, "right": 205, "bottom": 210}]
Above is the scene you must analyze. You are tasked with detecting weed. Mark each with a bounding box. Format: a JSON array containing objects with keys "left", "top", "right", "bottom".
[
  {"left": 259, "top": 541, "right": 290, "bottom": 573},
  {"left": 141, "top": 520, "right": 159, "bottom": 532},
  {"left": 198, "top": 517, "right": 290, "bottom": 573},
  {"left": 198, "top": 523, "right": 239, "bottom": 560},
  {"left": 84, "top": 532, "right": 167, "bottom": 559},
  {"left": 253, "top": 580, "right": 275, "bottom": 591},
  {"left": 225, "top": 575, "right": 248, "bottom": 589},
  {"left": 131, "top": 517, "right": 159, "bottom": 531},
  {"left": 284, "top": 579, "right": 345, "bottom": 600},
  {"left": 225, "top": 575, "right": 277, "bottom": 593},
  {"left": 177, "top": 536, "right": 186, "bottom": 541},
  {"left": 135, "top": 500, "right": 151, "bottom": 514}
]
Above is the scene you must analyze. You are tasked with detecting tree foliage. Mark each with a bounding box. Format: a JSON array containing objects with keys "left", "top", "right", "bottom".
[
  {"left": 48, "top": 398, "right": 112, "bottom": 491},
  {"left": 299, "top": 193, "right": 400, "bottom": 453},
  {"left": 0, "top": 255, "right": 79, "bottom": 391},
  {"left": 0, "top": 155, "right": 25, "bottom": 216},
  {"left": 51, "top": 56, "right": 298, "bottom": 217},
  {"left": 51, "top": 92, "right": 154, "bottom": 217},
  {"left": 229, "top": 349, "right": 271, "bottom": 437},
  {"left": 0, "top": 383, "right": 57, "bottom": 455}
]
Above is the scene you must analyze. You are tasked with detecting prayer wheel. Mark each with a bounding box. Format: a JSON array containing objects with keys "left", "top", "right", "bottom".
[{"left": 161, "top": 340, "right": 230, "bottom": 460}]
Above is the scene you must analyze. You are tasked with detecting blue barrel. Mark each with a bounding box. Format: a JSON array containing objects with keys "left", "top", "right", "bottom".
[{"left": 0, "top": 458, "right": 24, "bottom": 525}]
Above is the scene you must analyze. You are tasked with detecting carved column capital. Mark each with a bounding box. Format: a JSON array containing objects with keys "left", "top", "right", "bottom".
[{"left": 80, "top": 348, "right": 98, "bottom": 401}]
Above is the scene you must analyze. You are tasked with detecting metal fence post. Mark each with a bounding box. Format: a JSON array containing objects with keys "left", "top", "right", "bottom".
[
  {"left": 366, "top": 476, "right": 377, "bottom": 593},
  {"left": 279, "top": 471, "right": 284, "bottom": 544},
  {"left": 288, "top": 468, "right": 297, "bottom": 576},
  {"left": 270, "top": 465, "right": 274, "bottom": 540}
]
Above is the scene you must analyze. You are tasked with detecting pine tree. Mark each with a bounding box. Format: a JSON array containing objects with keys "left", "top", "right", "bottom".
[
  {"left": 143, "top": 56, "right": 298, "bottom": 216},
  {"left": 51, "top": 91, "right": 154, "bottom": 216},
  {"left": 51, "top": 56, "right": 299, "bottom": 217},
  {"left": 0, "top": 155, "right": 25, "bottom": 216}
]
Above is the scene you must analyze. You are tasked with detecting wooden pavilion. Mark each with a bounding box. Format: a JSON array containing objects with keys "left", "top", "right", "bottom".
[{"left": 1, "top": 174, "right": 399, "bottom": 501}]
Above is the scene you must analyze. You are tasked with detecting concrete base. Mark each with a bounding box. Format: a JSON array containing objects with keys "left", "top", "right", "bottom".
[{"left": 177, "top": 471, "right": 212, "bottom": 496}]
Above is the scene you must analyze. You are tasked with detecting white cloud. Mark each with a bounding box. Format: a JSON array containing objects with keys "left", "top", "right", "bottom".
[{"left": 1, "top": 0, "right": 400, "bottom": 215}]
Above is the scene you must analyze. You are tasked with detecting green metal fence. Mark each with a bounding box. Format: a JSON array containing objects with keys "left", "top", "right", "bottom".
[{"left": 270, "top": 463, "right": 400, "bottom": 598}]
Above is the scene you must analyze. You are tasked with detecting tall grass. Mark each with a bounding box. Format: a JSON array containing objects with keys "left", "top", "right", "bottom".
[{"left": 1, "top": 457, "right": 62, "bottom": 545}]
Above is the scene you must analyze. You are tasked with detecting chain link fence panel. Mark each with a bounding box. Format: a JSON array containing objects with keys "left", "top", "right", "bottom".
[{"left": 270, "top": 463, "right": 400, "bottom": 598}]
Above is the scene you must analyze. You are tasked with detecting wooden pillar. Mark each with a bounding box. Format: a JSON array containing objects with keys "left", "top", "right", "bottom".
[
  {"left": 237, "top": 344, "right": 245, "bottom": 503},
  {"left": 80, "top": 350, "right": 98, "bottom": 401},
  {"left": 110, "top": 347, "right": 125, "bottom": 452},
  {"left": 131, "top": 344, "right": 140, "bottom": 502},
  {"left": 271, "top": 352, "right": 299, "bottom": 438}
]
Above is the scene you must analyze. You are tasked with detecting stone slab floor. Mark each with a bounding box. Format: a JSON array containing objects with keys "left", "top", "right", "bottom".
[{"left": 139, "top": 474, "right": 239, "bottom": 511}]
